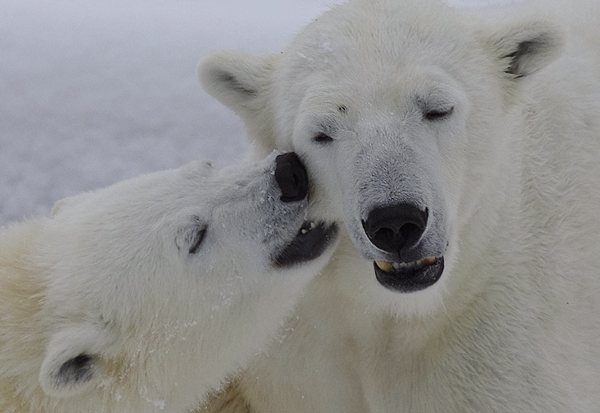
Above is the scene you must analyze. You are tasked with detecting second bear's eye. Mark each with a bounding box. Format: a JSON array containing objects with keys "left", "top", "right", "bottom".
[
  {"left": 176, "top": 218, "right": 208, "bottom": 256},
  {"left": 312, "top": 132, "right": 334, "bottom": 144},
  {"left": 188, "top": 227, "right": 206, "bottom": 254},
  {"left": 423, "top": 107, "right": 454, "bottom": 121}
]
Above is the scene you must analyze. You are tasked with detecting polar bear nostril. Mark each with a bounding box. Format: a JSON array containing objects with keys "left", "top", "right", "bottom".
[
  {"left": 363, "top": 204, "right": 428, "bottom": 256},
  {"left": 275, "top": 152, "right": 309, "bottom": 202}
]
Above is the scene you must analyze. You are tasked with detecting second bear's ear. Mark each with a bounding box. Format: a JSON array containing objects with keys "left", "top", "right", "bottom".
[
  {"left": 483, "top": 19, "right": 564, "bottom": 79},
  {"left": 39, "top": 325, "right": 114, "bottom": 398},
  {"left": 51, "top": 193, "right": 91, "bottom": 216}
]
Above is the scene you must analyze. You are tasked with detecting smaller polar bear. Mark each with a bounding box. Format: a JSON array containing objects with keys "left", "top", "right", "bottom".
[{"left": 0, "top": 152, "right": 338, "bottom": 413}]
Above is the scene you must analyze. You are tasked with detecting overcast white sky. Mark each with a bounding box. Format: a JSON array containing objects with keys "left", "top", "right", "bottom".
[{"left": 0, "top": 0, "right": 516, "bottom": 225}]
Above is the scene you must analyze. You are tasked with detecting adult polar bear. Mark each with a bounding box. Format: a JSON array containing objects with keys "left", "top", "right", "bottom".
[
  {"left": 0, "top": 152, "right": 338, "bottom": 412},
  {"left": 199, "top": 0, "right": 600, "bottom": 411}
]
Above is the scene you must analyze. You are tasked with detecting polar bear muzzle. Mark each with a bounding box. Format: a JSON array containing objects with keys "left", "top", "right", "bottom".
[
  {"left": 273, "top": 221, "right": 338, "bottom": 268},
  {"left": 271, "top": 153, "right": 339, "bottom": 267},
  {"left": 373, "top": 257, "right": 444, "bottom": 293},
  {"left": 362, "top": 203, "right": 444, "bottom": 292}
]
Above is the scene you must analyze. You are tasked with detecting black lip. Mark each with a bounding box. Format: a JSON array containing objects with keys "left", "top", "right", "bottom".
[
  {"left": 374, "top": 257, "right": 444, "bottom": 293},
  {"left": 272, "top": 222, "right": 338, "bottom": 268}
]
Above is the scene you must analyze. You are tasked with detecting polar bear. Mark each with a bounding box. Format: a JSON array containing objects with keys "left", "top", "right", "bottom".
[
  {"left": 199, "top": 0, "right": 600, "bottom": 411},
  {"left": 0, "top": 152, "right": 338, "bottom": 413}
]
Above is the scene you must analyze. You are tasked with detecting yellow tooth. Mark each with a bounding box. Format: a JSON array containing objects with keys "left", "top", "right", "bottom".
[
  {"left": 424, "top": 257, "right": 436, "bottom": 265},
  {"left": 375, "top": 260, "right": 393, "bottom": 272}
]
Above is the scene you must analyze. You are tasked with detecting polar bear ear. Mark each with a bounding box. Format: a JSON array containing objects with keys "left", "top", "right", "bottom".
[
  {"left": 199, "top": 51, "right": 281, "bottom": 153},
  {"left": 39, "top": 325, "right": 113, "bottom": 398},
  {"left": 179, "top": 159, "right": 215, "bottom": 179},
  {"left": 51, "top": 193, "right": 89, "bottom": 216},
  {"left": 484, "top": 19, "right": 564, "bottom": 79},
  {"left": 199, "top": 51, "right": 278, "bottom": 113}
]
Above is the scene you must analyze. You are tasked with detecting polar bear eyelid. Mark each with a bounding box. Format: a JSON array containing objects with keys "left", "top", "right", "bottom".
[
  {"left": 188, "top": 227, "right": 207, "bottom": 255},
  {"left": 423, "top": 106, "right": 454, "bottom": 121},
  {"left": 312, "top": 132, "right": 334, "bottom": 144}
]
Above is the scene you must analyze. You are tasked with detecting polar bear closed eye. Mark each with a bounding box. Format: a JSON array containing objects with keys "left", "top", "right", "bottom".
[{"left": 0, "top": 151, "right": 337, "bottom": 412}]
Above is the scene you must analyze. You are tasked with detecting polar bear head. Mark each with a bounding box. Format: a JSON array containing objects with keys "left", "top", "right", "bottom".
[
  {"left": 12, "top": 152, "right": 337, "bottom": 411},
  {"left": 199, "top": 0, "right": 564, "bottom": 316}
]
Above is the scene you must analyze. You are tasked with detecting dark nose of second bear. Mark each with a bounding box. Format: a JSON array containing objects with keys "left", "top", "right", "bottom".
[{"left": 274, "top": 152, "right": 309, "bottom": 202}]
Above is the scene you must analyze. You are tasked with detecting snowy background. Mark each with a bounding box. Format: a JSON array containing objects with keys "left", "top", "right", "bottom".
[{"left": 1, "top": 0, "right": 515, "bottom": 225}]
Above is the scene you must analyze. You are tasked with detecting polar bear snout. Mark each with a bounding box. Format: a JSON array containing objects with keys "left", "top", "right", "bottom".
[
  {"left": 274, "top": 152, "right": 308, "bottom": 202},
  {"left": 362, "top": 203, "right": 428, "bottom": 257},
  {"left": 360, "top": 203, "right": 446, "bottom": 293}
]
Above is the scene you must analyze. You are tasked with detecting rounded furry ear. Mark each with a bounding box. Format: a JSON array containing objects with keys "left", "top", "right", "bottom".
[
  {"left": 50, "top": 199, "right": 68, "bottom": 216},
  {"left": 198, "top": 51, "right": 278, "bottom": 114},
  {"left": 484, "top": 19, "right": 564, "bottom": 79},
  {"left": 50, "top": 193, "right": 90, "bottom": 216},
  {"left": 179, "top": 159, "right": 215, "bottom": 179},
  {"left": 39, "top": 325, "right": 114, "bottom": 398},
  {"left": 198, "top": 51, "right": 281, "bottom": 155}
]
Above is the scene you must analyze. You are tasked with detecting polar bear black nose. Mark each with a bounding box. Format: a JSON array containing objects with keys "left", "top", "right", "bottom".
[
  {"left": 362, "top": 204, "right": 428, "bottom": 257},
  {"left": 274, "top": 152, "right": 309, "bottom": 202}
]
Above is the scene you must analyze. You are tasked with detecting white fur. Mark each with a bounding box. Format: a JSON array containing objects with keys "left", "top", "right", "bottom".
[
  {"left": 0, "top": 154, "right": 336, "bottom": 412},
  {"left": 198, "top": 0, "right": 600, "bottom": 411}
]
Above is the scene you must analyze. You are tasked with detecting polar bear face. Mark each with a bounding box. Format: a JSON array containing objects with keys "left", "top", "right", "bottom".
[
  {"left": 32, "top": 152, "right": 337, "bottom": 410},
  {"left": 199, "top": 0, "right": 563, "bottom": 315}
]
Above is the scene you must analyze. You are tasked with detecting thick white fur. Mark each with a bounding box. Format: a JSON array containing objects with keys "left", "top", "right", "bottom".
[
  {"left": 199, "top": 0, "right": 600, "bottom": 411},
  {"left": 0, "top": 155, "right": 336, "bottom": 412}
]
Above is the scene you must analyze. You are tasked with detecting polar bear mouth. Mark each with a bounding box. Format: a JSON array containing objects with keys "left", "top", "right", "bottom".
[
  {"left": 273, "top": 221, "right": 338, "bottom": 268},
  {"left": 373, "top": 256, "right": 444, "bottom": 293}
]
